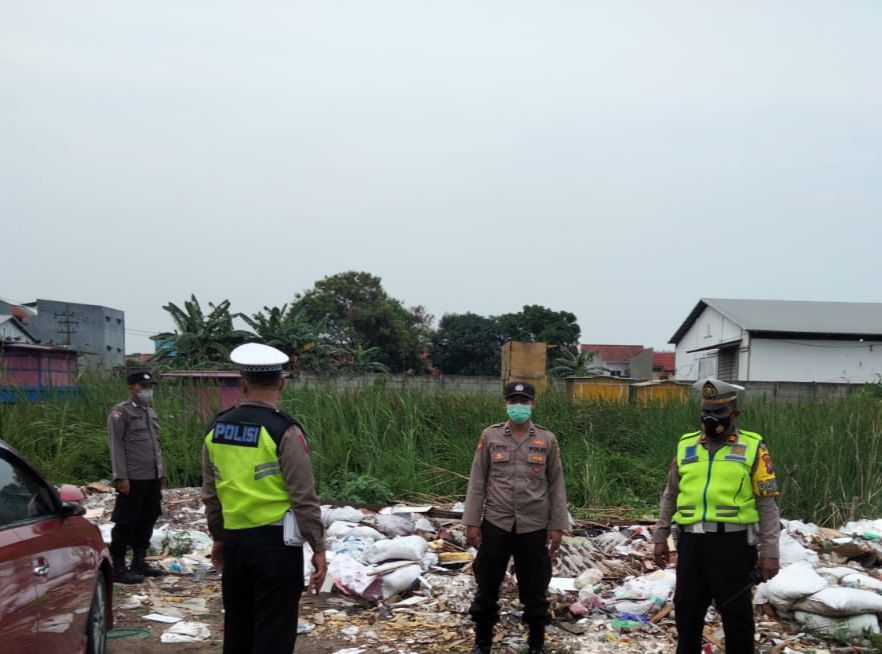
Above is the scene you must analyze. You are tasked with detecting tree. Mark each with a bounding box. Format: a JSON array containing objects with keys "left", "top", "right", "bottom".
[
  {"left": 340, "top": 345, "right": 391, "bottom": 374},
  {"left": 289, "top": 271, "right": 428, "bottom": 373},
  {"left": 430, "top": 313, "right": 503, "bottom": 376},
  {"left": 238, "top": 306, "right": 338, "bottom": 372},
  {"left": 550, "top": 348, "right": 597, "bottom": 378},
  {"left": 499, "top": 305, "right": 580, "bottom": 347},
  {"left": 156, "top": 295, "right": 250, "bottom": 367}
]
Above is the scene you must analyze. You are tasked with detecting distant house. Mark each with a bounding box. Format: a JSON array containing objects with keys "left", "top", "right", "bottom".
[
  {"left": 0, "top": 314, "right": 38, "bottom": 345},
  {"left": 652, "top": 351, "right": 676, "bottom": 380},
  {"left": 669, "top": 298, "right": 882, "bottom": 383},
  {"left": 580, "top": 344, "right": 645, "bottom": 377},
  {"left": 0, "top": 343, "right": 79, "bottom": 402}
]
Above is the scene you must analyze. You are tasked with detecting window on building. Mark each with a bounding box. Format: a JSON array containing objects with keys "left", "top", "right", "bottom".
[
  {"left": 106, "top": 345, "right": 112, "bottom": 351},
  {"left": 117, "top": 318, "right": 122, "bottom": 324},
  {"left": 105, "top": 316, "right": 111, "bottom": 322}
]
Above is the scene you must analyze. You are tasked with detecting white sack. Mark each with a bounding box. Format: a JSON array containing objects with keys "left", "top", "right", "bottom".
[
  {"left": 364, "top": 535, "right": 428, "bottom": 564},
  {"left": 381, "top": 564, "right": 422, "bottom": 599},
  {"left": 761, "top": 561, "right": 827, "bottom": 611},
  {"left": 322, "top": 506, "right": 365, "bottom": 527},
  {"left": 795, "top": 611, "right": 880, "bottom": 638},
  {"left": 326, "top": 521, "right": 385, "bottom": 541},
  {"left": 779, "top": 531, "right": 819, "bottom": 568},
  {"left": 793, "top": 587, "right": 882, "bottom": 617}
]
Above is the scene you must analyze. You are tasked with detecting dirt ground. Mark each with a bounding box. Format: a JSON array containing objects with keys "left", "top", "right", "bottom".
[
  {"left": 107, "top": 575, "right": 361, "bottom": 654},
  {"left": 104, "top": 567, "right": 485, "bottom": 654}
]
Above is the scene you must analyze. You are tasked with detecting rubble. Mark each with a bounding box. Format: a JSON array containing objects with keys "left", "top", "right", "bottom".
[{"left": 76, "top": 482, "right": 882, "bottom": 651}]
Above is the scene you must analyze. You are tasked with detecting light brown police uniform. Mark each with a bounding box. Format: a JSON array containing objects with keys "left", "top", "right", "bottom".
[
  {"left": 464, "top": 421, "right": 569, "bottom": 533},
  {"left": 107, "top": 399, "right": 165, "bottom": 481}
]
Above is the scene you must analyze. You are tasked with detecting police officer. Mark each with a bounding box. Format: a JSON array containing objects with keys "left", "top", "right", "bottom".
[
  {"left": 202, "top": 343, "right": 327, "bottom": 654},
  {"left": 107, "top": 371, "right": 166, "bottom": 584},
  {"left": 463, "top": 381, "right": 569, "bottom": 654},
  {"left": 653, "top": 379, "right": 781, "bottom": 654}
]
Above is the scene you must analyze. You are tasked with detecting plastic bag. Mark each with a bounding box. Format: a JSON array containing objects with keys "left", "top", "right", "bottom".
[
  {"left": 329, "top": 554, "right": 383, "bottom": 600},
  {"left": 364, "top": 535, "right": 428, "bottom": 564},
  {"left": 841, "top": 572, "right": 882, "bottom": 593},
  {"left": 574, "top": 568, "right": 603, "bottom": 590}
]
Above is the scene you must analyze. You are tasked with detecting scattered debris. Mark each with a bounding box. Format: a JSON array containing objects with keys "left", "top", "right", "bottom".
[{"left": 77, "top": 482, "right": 882, "bottom": 651}]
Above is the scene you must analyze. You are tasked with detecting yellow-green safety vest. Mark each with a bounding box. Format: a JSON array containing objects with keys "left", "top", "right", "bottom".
[
  {"left": 674, "top": 429, "right": 763, "bottom": 525},
  {"left": 204, "top": 404, "right": 297, "bottom": 530}
]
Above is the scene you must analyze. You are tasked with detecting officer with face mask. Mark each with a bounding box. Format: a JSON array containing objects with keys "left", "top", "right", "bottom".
[
  {"left": 463, "top": 381, "right": 570, "bottom": 654},
  {"left": 107, "top": 371, "right": 166, "bottom": 583},
  {"left": 653, "top": 378, "right": 781, "bottom": 654}
]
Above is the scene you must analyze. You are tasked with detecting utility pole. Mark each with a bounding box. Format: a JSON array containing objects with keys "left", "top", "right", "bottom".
[{"left": 54, "top": 306, "right": 79, "bottom": 347}]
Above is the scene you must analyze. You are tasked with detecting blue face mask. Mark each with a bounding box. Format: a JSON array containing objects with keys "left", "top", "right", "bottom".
[{"left": 506, "top": 403, "right": 532, "bottom": 424}]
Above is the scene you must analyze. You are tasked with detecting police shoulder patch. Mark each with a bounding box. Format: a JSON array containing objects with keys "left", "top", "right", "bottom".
[{"left": 212, "top": 422, "right": 262, "bottom": 447}]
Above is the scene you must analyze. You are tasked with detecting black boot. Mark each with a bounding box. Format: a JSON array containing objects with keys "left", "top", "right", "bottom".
[
  {"left": 111, "top": 547, "right": 144, "bottom": 584},
  {"left": 132, "top": 548, "right": 165, "bottom": 577},
  {"left": 527, "top": 623, "right": 546, "bottom": 654},
  {"left": 471, "top": 622, "right": 493, "bottom": 654}
]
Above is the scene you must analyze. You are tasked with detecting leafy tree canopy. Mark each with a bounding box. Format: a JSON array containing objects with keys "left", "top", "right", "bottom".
[{"left": 288, "top": 271, "right": 431, "bottom": 373}]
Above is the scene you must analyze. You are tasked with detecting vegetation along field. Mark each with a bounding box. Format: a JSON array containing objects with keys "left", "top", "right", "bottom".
[{"left": 2, "top": 375, "right": 882, "bottom": 527}]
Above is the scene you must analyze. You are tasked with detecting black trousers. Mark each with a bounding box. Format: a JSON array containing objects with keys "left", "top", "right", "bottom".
[
  {"left": 469, "top": 521, "right": 552, "bottom": 627},
  {"left": 222, "top": 526, "right": 304, "bottom": 654},
  {"left": 110, "top": 478, "right": 162, "bottom": 554},
  {"left": 674, "top": 530, "right": 758, "bottom": 654}
]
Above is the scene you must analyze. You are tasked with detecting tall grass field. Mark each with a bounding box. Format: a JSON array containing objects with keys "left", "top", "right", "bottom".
[{"left": 2, "top": 375, "right": 881, "bottom": 527}]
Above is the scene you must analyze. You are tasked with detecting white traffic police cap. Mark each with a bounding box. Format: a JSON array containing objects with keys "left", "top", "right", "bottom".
[{"left": 230, "top": 343, "right": 288, "bottom": 372}]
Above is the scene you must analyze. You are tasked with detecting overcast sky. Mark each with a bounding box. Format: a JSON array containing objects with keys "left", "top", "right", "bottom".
[{"left": 2, "top": 1, "right": 880, "bottom": 354}]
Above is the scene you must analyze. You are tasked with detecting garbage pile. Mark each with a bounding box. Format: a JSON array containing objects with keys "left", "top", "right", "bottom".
[{"left": 78, "top": 483, "right": 882, "bottom": 652}]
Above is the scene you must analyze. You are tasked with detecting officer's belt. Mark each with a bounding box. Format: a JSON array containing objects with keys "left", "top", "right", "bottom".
[{"left": 681, "top": 521, "right": 748, "bottom": 534}]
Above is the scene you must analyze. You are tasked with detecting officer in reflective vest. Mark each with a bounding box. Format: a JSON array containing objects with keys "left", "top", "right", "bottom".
[
  {"left": 202, "top": 343, "right": 327, "bottom": 654},
  {"left": 653, "top": 378, "right": 781, "bottom": 654}
]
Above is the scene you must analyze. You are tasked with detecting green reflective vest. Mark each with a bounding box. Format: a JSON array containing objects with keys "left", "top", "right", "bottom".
[
  {"left": 204, "top": 404, "right": 296, "bottom": 530},
  {"left": 674, "top": 429, "right": 762, "bottom": 525}
]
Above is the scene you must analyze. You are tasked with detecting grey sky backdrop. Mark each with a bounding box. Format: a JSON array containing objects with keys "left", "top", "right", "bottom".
[{"left": 2, "top": 1, "right": 880, "bottom": 354}]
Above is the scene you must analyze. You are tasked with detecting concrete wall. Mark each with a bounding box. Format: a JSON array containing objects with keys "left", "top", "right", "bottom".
[
  {"left": 740, "top": 380, "right": 865, "bottom": 402},
  {"left": 285, "top": 373, "right": 567, "bottom": 395},
  {"left": 29, "top": 299, "right": 125, "bottom": 369},
  {"left": 674, "top": 306, "right": 746, "bottom": 380},
  {"left": 746, "top": 338, "right": 882, "bottom": 383}
]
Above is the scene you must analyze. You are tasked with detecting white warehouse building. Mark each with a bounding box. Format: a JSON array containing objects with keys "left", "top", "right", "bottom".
[{"left": 669, "top": 298, "right": 882, "bottom": 383}]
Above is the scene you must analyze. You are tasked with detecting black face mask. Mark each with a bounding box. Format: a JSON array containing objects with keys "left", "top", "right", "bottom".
[{"left": 702, "top": 415, "right": 731, "bottom": 439}]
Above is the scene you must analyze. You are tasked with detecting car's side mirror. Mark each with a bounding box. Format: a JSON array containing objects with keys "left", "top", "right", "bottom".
[
  {"left": 60, "top": 501, "right": 86, "bottom": 517},
  {"left": 58, "top": 484, "right": 86, "bottom": 503}
]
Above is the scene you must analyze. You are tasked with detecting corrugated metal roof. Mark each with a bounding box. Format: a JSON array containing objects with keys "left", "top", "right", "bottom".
[{"left": 670, "top": 298, "right": 882, "bottom": 344}]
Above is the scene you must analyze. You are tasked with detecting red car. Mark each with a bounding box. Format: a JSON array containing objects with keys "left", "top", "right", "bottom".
[{"left": 0, "top": 440, "right": 113, "bottom": 653}]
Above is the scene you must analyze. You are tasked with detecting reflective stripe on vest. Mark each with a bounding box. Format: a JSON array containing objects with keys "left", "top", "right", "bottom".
[
  {"left": 205, "top": 421, "right": 289, "bottom": 530},
  {"left": 674, "top": 430, "right": 762, "bottom": 526}
]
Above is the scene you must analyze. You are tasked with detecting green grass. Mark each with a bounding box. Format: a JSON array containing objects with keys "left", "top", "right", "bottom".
[{"left": 2, "top": 375, "right": 882, "bottom": 526}]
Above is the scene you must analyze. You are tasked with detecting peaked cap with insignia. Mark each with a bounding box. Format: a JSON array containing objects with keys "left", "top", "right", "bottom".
[
  {"left": 693, "top": 377, "right": 744, "bottom": 408},
  {"left": 504, "top": 381, "right": 535, "bottom": 400}
]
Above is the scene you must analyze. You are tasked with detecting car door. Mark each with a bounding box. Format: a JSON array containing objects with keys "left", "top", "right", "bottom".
[
  {"left": 0, "top": 524, "right": 37, "bottom": 647},
  {"left": 0, "top": 451, "right": 95, "bottom": 653}
]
